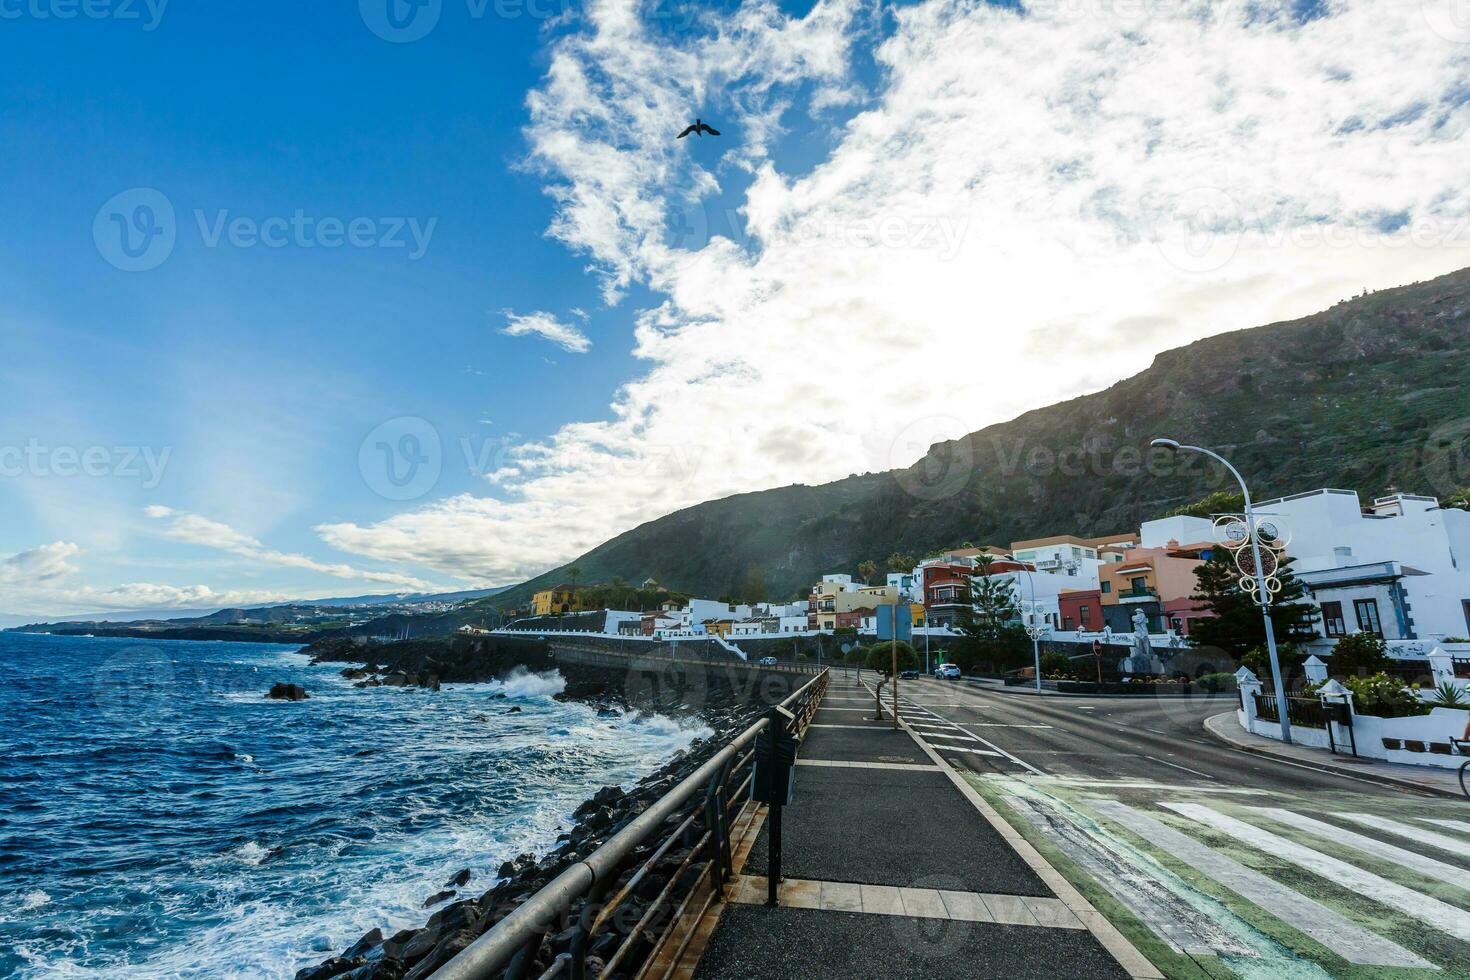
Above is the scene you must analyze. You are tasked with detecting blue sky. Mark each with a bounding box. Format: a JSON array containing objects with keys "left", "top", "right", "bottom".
[{"left": 2, "top": 0, "right": 1467, "bottom": 621}]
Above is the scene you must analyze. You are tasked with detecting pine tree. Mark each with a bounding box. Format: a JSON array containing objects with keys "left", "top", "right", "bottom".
[{"left": 1188, "top": 548, "right": 1318, "bottom": 659}]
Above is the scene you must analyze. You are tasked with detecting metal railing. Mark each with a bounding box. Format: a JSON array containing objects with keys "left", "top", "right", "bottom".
[
  {"left": 1253, "top": 693, "right": 1332, "bottom": 729},
  {"left": 431, "top": 668, "right": 829, "bottom": 980}
]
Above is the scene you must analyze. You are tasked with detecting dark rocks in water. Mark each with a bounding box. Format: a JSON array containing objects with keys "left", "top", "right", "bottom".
[
  {"left": 421, "top": 889, "right": 455, "bottom": 908},
  {"left": 295, "top": 633, "right": 807, "bottom": 980},
  {"left": 498, "top": 853, "right": 536, "bottom": 880},
  {"left": 267, "top": 682, "right": 309, "bottom": 701},
  {"left": 341, "top": 667, "right": 369, "bottom": 680},
  {"left": 342, "top": 928, "right": 382, "bottom": 959},
  {"left": 574, "top": 785, "right": 623, "bottom": 818},
  {"left": 294, "top": 956, "right": 365, "bottom": 980},
  {"left": 395, "top": 924, "right": 442, "bottom": 963},
  {"left": 402, "top": 926, "right": 478, "bottom": 980}
]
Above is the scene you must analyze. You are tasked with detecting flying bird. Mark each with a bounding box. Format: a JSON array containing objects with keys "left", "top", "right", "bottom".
[{"left": 676, "top": 119, "right": 720, "bottom": 139}]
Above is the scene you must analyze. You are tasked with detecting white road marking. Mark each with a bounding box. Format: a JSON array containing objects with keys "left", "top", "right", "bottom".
[
  {"left": 1421, "top": 818, "right": 1470, "bottom": 836},
  {"left": 1028, "top": 780, "right": 1265, "bottom": 794},
  {"left": 1337, "top": 813, "right": 1470, "bottom": 860},
  {"left": 870, "top": 683, "right": 1045, "bottom": 774},
  {"left": 1249, "top": 808, "right": 1470, "bottom": 890},
  {"left": 1144, "top": 756, "right": 1215, "bottom": 780},
  {"left": 1091, "top": 801, "right": 1430, "bottom": 969},
  {"left": 938, "top": 745, "right": 1003, "bottom": 757},
  {"left": 923, "top": 732, "right": 982, "bottom": 743},
  {"left": 1165, "top": 803, "right": 1470, "bottom": 943}
]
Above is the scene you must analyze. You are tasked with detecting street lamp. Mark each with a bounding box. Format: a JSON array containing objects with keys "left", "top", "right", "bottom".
[
  {"left": 1150, "top": 438, "right": 1294, "bottom": 745},
  {"left": 1000, "top": 553, "right": 1046, "bottom": 694}
]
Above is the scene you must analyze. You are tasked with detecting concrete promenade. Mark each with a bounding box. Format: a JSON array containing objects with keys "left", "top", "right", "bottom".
[{"left": 680, "top": 672, "right": 1160, "bottom": 979}]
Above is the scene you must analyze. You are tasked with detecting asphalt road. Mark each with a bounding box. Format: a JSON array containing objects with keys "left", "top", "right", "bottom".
[{"left": 855, "top": 670, "right": 1417, "bottom": 799}]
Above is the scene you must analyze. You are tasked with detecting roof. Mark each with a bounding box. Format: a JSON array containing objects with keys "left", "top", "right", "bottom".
[{"left": 1011, "top": 532, "right": 1137, "bottom": 551}]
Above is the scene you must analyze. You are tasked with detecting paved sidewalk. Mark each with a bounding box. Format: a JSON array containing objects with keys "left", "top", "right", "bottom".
[
  {"left": 1204, "top": 711, "right": 1466, "bottom": 798},
  {"left": 686, "top": 676, "right": 1161, "bottom": 979}
]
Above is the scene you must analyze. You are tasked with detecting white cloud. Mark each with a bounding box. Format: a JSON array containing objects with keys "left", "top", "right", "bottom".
[
  {"left": 501, "top": 310, "right": 594, "bottom": 352},
  {"left": 0, "top": 541, "right": 82, "bottom": 585},
  {"left": 319, "top": 0, "right": 1470, "bottom": 585},
  {"left": 0, "top": 540, "right": 300, "bottom": 618},
  {"left": 146, "top": 507, "right": 439, "bottom": 591}
]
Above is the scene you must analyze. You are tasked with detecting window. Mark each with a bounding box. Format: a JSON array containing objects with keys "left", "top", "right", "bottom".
[
  {"left": 1101, "top": 582, "right": 1112, "bottom": 594},
  {"left": 1321, "top": 601, "right": 1346, "bottom": 637},
  {"left": 1353, "top": 599, "right": 1383, "bottom": 636},
  {"left": 1080, "top": 604, "right": 1092, "bottom": 625},
  {"left": 1131, "top": 576, "right": 1148, "bottom": 593}
]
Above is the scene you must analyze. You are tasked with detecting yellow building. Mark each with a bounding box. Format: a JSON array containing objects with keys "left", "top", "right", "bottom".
[
  {"left": 531, "top": 583, "right": 592, "bottom": 616},
  {"left": 808, "top": 580, "right": 899, "bottom": 631}
]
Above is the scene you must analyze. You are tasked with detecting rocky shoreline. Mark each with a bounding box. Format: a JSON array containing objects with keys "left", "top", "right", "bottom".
[{"left": 294, "top": 635, "right": 792, "bottom": 980}]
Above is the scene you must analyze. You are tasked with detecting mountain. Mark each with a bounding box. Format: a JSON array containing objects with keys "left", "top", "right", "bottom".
[{"left": 481, "top": 267, "right": 1470, "bottom": 608}]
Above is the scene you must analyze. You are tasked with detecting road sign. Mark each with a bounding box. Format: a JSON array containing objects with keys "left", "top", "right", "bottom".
[{"left": 876, "top": 603, "right": 912, "bottom": 643}]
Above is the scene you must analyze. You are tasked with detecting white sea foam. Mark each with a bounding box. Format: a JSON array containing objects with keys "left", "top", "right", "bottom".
[
  {"left": 489, "top": 668, "right": 566, "bottom": 699},
  {"left": 231, "top": 842, "right": 273, "bottom": 866},
  {"left": 17, "top": 890, "right": 51, "bottom": 912}
]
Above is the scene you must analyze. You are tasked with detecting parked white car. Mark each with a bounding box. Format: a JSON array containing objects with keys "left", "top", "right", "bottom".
[{"left": 934, "top": 664, "right": 962, "bottom": 679}]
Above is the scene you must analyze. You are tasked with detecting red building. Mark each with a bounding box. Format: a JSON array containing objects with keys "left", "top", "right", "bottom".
[
  {"left": 835, "top": 606, "right": 875, "bottom": 630},
  {"left": 1058, "top": 589, "right": 1102, "bottom": 631}
]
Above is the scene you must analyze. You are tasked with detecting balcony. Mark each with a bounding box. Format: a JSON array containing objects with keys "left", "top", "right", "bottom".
[{"left": 1117, "top": 587, "right": 1158, "bottom": 603}]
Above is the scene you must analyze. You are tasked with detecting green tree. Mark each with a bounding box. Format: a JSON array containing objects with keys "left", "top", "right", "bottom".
[
  {"left": 1187, "top": 549, "right": 1318, "bottom": 659},
  {"left": 1167, "top": 490, "right": 1246, "bottom": 520},
  {"left": 739, "top": 565, "right": 768, "bottom": 605},
  {"left": 866, "top": 640, "right": 919, "bottom": 674},
  {"left": 965, "top": 554, "right": 1019, "bottom": 636},
  {"left": 1329, "top": 631, "right": 1390, "bottom": 677},
  {"left": 885, "top": 553, "right": 915, "bottom": 574},
  {"left": 565, "top": 565, "right": 583, "bottom": 613},
  {"left": 857, "top": 559, "right": 878, "bottom": 584},
  {"left": 844, "top": 643, "right": 868, "bottom": 667}
]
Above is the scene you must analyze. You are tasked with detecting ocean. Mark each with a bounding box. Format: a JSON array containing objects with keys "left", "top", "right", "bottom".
[{"left": 0, "top": 632, "right": 709, "bottom": 978}]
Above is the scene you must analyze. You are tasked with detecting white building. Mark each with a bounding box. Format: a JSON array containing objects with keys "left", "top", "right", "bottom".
[{"left": 1255, "top": 490, "right": 1470, "bottom": 642}]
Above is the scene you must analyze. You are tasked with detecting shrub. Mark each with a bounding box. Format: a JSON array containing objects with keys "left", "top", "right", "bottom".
[
  {"left": 844, "top": 644, "right": 867, "bottom": 667},
  {"left": 1039, "top": 651, "right": 1074, "bottom": 679},
  {"left": 1196, "top": 672, "right": 1238, "bottom": 693},
  {"left": 866, "top": 641, "right": 919, "bottom": 674},
  {"left": 1329, "top": 632, "right": 1390, "bottom": 677},
  {"left": 1304, "top": 672, "right": 1431, "bottom": 718},
  {"left": 1428, "top": 680, "right": 1469, "bottom": 708}
]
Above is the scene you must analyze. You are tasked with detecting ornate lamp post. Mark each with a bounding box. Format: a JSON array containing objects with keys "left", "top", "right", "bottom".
[{"left": 1151, "top": 439, "right": 1294, "bottom": 744}]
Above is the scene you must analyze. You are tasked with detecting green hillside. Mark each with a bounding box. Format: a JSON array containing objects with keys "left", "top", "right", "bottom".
[{"left": 483, "top": 267, "right": 1470, "bottom": 608}]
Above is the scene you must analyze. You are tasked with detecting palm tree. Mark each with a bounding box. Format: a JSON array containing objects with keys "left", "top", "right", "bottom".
[
  {"left": 857, "top": 559, "right": 878, "bottom": 584},
  {"left": 566, "top": 565, "right": 583, "bottom": 613}
]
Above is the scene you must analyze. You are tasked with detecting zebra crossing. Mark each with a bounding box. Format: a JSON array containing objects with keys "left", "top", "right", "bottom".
[
  {"left": 864, "top": 681, "right": 1470, "bottom": 972},
  {"left": 997, "top": 780, "right": 1470, "bottom": 972}
]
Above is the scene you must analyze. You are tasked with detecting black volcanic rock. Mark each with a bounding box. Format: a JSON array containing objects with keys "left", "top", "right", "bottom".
[{"left": 266, "top": 682, "right": 309, "bottom": 701}]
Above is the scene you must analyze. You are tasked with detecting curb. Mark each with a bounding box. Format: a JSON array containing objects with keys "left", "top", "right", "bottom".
[
  {"left": 968, "top": 680, "right": 1237, "bottom": 702},
  {"left": 1202, "top": 712, "right": 1463, "bottom": 800}
]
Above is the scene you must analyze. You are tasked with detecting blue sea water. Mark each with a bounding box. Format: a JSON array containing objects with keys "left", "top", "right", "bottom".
[{"left": 0, "top": 633, "right": 709, "bottom": 978}]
